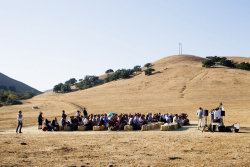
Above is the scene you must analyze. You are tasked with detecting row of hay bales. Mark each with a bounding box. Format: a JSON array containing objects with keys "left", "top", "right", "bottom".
[
  {"left": 58, "top": 122, "right": 180, "bottom": 131},
  {"left": 59, "top": 125, "right": 106, "bottom": 131}
]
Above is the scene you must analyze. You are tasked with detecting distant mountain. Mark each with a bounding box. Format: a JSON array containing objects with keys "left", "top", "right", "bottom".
[{"left": 0, "top": 72, "right": 41, "bottom": 94}]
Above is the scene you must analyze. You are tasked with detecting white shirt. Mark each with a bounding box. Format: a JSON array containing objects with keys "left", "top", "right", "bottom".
[
  {"left": 214, "top": 110, "right": 221, "bottom": 119},
  {"left": 17, "top": 114, "right": 23, "bottom": 122},
  {"left": 173, "top": 116, "right": 178, "bottom": 123},
  {"left": 83, "top": 118, "right": 89, "bottom": 125},
  {"left": 197, "top": 110, "right": 203, "bottom": 118}
]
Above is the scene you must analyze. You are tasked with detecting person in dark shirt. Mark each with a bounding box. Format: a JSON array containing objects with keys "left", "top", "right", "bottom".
[
  {"left": 83, "top": 108, "right": 88, "bottom": 117},
  {"left": 62, "top": 110, "right": 67, "bottom": 119},
  {"left": 38, "top": 112, "right": 43, "bottom": 129}
]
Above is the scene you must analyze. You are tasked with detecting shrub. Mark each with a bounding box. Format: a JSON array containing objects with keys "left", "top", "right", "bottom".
[
  {"left": 144, "top": 68, "right": 155, "bottom": 75},
  {"left": 144, "top": 63, "right": 152, "bottom": 68}
]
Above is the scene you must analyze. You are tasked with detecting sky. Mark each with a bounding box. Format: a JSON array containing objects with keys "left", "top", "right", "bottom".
[{"left": 0, "top": 0, "right": 250, "bottom": 91}]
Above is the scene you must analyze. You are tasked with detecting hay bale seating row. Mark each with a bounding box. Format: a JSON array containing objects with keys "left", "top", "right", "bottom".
[
  {"left": 141, "top": 122, "right": 164, "bottom": 131},
  {"left": 160, "top": 123, "right": 180, "bottom": 131},
  {"left": 58, "top": 122, "right": 178, "bottom": 132}
]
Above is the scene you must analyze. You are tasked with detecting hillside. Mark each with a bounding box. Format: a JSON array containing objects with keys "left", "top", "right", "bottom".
[
  {"left": 1, "top": 54, "right": 250, "bottom": 129},
  {"left": 0, "top": 72, "right": 40, "bottom": 94}
]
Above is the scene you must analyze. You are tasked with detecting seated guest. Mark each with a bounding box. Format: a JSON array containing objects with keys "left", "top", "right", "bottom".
[
  {"left": 61, "top": 117, "right": 67, "bottom": 126},
  {"left": 133, "top": 114, "right": 141, "bottom": 130},
  {"left": 118, "top": 114, "right": 126, "bottom": 130},
  {"left": 83, "top": 116, "right": 91, "bottom": 130},
  {"left": 52, "top": 117, "right": 59, "bottom": 130},
  {"left": 76, "top": 110, "right": 81, "bottom": 118},
  {"left": 139, "top": 115, "right": 148, "bottom": 125},
  {"left": 128, "top": 115, "right": 134, "bottom": 126},
  {"left": 67, "top": 116, "right": 76, "bottom": 130}
]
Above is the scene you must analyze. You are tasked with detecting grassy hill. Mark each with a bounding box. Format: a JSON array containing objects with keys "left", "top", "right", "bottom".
[
  {"left": 0, "top": 72, "right": 40, "bottom": 94},
  {"left": 1, "top": 54, "right": 250, "bottom": 129}
]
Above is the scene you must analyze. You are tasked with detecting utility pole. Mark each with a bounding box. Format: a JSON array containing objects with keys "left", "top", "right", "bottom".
[{"left": 179, "top": 43, "right": 182, "bottom": 55}]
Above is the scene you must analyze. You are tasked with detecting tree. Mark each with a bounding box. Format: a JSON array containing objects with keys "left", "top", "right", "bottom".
[
  {"left": 202, "top": 59, "right": 215, "bottom": 68},
  {"left": 65, "top": 78, "right": 77, "bottom": 85},
  {"left": 53, "top": 83, "right": 63, "bottom": 93},
  {"left": 105, "top": 69, "right": 114, "bottom": 74},
  {"left": 133, "top": 65, "right": 141, "bottom": 72},
  {"left": 9, "top": 86, "right": 16, "bottom": 92},
  {"left": 144, "top": 68, "right": 155, "bottom": 76},
  {"left": 61, "top": 84, "right": 71, "bottom": 93},
  {"left": 6, "top": 92, "right": 22, "bottom": 105},
  {"left": 144, "top": 63, "right": 152, "bottom": 68},
  {"left": 219, "top": 58, "right": 236, "bottom": 68}
]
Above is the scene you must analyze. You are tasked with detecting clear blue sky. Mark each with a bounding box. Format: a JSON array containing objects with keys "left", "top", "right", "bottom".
[{"left": 0, "top": 0, "right": 249, "bottom": 91}]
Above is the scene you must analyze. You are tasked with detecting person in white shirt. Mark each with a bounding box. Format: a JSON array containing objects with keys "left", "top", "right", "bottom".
[
  {"left": 16, "top": 110, "right": 23, "bottom": 133},
  {"left": 76, "top": 110, "right": 80, "bottom": 117},
  {"left": 214, "top": 108, "right": 221, "bottom": 122},
  {"left": 196, "top": 107, "right": 203, "bottom": 129}
]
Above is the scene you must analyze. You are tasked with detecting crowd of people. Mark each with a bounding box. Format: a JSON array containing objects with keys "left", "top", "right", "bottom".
[{"left": 39, "top": 108, "right": 189, "bottom": 131}]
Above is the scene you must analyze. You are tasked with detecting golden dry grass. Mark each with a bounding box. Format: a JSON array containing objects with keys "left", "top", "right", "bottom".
[{"left": 1, "top": 54, "right": 250, "bottom": 166}]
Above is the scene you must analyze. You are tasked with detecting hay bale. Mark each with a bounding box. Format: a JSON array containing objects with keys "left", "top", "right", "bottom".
[
  {"left": 141, "top": 125, "right": 148, "bottom": 131},
  {"left": 124, "top": 125, "right": 133, "bottom": 131},
  {"left": 158, "top": 122, "right": 164, "bottom": 126},
  {"left": 160, "top": 125, "right": 169, "bottom": 131},
  {"left": 100, "top": 125, "right": 106, "bottom": 131},
  {"left": 173, "top": 123, "right": 178, "bottom": 129},
  {"left": 59, "top": 126, "right": 64, "bottom": 131},
  {"left": 169, "top": 124, "right": 175, "bottom": 130},
  {"left": 93, "top": 126, "right": 102, "bottom": 131},
  {"left": 64, "top": 126, "right": 71, "bottom": 131},
  {"left": 147, "top": 124, "right": 152, "bottom": 130},
  {"left": 78, "top": 126, "right": 88, "bottom": 131}
]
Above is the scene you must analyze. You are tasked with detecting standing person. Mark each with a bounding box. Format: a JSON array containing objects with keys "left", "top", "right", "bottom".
[
  {"left": 219, "top": 102, "right": 224, "bottom": 111},
  {"left": 38, "top": 112, "right": 43, "bottom": 129},
  {"left": 83, "top": 108, "right": 88, "bottom": 117},
  {"left": 16, "top": 110, "right": 23, "bottom": 134},
  {"left": 62, "top": 110, "right": 67, "bottom": 119},
  {"left": 196, "top": 107, "right": 203, "bottom": 129}
]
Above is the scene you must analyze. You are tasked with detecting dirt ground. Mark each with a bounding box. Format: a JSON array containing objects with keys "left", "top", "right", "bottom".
[{"left": 0, "top": 123, "right": 249, "bottom": 167}]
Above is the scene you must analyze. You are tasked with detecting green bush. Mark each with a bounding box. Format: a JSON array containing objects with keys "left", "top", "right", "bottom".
[
  {"left": 144, "top": 68, "right": 155, "bottom": 75},
  {"left": 144, "top": 63, "right": 152, "bottom": 68}
]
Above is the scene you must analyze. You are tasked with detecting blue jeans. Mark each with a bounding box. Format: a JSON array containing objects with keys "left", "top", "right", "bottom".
[{"left": 16, "top": 121, "right": 22, "bottom": 133}]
